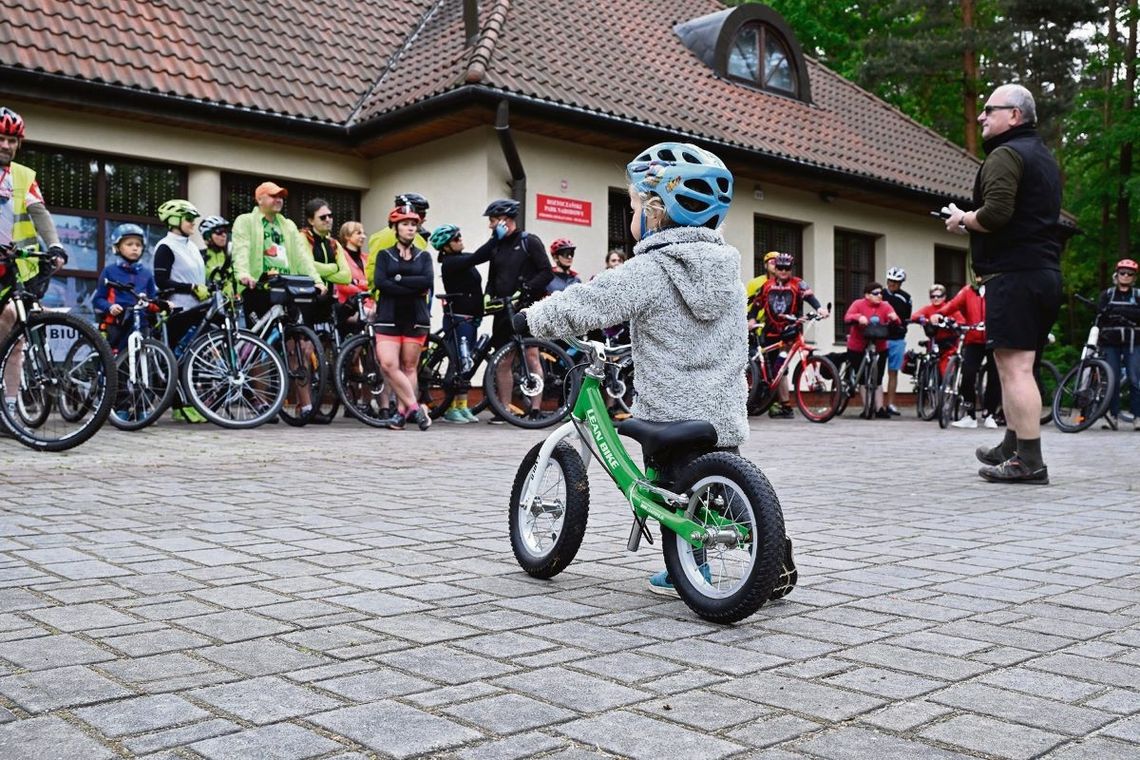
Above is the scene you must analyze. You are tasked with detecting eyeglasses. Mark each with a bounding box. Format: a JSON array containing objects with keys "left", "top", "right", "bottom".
[
  {"left": 868, "top": 290, "right": 883, "bottom": 296},
  {"left": 317, "top": 213, "right": 333, "bottom": 221},
  {"left": 982, "top": 104, "right": 1018, "bottom": 116}
]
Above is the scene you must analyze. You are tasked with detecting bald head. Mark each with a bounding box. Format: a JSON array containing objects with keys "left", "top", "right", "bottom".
[{"left": 979, "top": 84, "right": 1036, "bottom": 140}]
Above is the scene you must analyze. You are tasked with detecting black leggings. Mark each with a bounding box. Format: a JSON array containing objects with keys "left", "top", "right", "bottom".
[{"left": 961, "top": 343, "right": 1001, "bottom": 414}]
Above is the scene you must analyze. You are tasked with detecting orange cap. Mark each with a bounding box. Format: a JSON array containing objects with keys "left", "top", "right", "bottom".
[{"left": 254, "top": 181, "right": 288, "bottom": 199}]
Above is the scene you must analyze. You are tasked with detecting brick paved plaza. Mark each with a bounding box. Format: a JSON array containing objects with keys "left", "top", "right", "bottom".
[{"left": 0, "top": 414, "right": 1137, "bottom": 759}]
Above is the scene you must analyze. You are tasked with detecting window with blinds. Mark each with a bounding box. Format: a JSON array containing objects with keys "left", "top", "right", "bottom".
[
  {"left": 607, "top": 188, "right": 634, "bottom": 260},
  {"left": 935, "top": 245, "right": 967, "bottom": 297},
  {"left": 753, "top": 215, "right": 804, "bottom": 278},
  {"left": 834, "top": 229, "right": 877, "bottom": 340}
]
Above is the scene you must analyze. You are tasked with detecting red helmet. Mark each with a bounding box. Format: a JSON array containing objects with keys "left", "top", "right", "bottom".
[
  {"left": 550, "top": 238, "right": 576, "bottom": 256},
  {"left": 1116, "top": 259, "right": 1138, "bottom": 272},
  {"left": 388, "top": 205, "right": 420, "bottom": 225},
  {"left": 0, "top": 107, "right": 25, "bottom": 138}
]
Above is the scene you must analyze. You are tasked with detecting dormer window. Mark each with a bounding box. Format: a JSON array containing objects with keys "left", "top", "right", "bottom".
[
  {"left": 727, "top": 23, "right": 797, "bottom": 94},
  {"left": 675, "top": 4, "right": 812, "bottom": 103}
]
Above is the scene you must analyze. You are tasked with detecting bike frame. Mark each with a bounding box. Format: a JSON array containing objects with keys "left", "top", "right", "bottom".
[
  {"left": 521, "top": 340, "right": 743, "bottom": 550},
  {"left": 753, "top": 330, "right": 813, "bottom": 393}
]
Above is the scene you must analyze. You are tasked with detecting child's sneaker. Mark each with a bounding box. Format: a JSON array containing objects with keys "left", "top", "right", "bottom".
[
  {"left": 443, "top": 408, "right": 468, "bottom": 424},
  {"left": 647, "top": 564, "right": 712, "bottom": 596},
  {"left": 461, "top": 408, "right": 480, "bottom": 423}
]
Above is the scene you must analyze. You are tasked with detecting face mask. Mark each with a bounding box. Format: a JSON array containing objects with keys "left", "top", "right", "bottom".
[
  {"left": 494, "top": 221, "right": 509, "bottom": 239},
  {"left": 638, "top": 209, "right": 654, "bottom": 240}
]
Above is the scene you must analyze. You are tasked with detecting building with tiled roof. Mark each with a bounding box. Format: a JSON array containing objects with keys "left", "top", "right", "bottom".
[{"left": 3, "top": 0, "right": 981, "bottom": 338}]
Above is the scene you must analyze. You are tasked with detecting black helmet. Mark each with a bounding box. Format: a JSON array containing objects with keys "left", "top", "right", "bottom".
[
  {"left": 198, "top": 215, "right": 230, "bottom": 238},
  {"left": 483, "top": 198, "right": 520, "bottom": 218},
  {"left": 394, "top": 193, "right": 429, "bottom": 214}
]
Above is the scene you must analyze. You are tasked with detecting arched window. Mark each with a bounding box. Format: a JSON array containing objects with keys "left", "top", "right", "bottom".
[{"left": 727, "top": 23, "right": 797, "bottom": 95}]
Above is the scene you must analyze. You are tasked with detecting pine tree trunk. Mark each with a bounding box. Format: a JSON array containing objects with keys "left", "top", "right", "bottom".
[
  {"left": 1118, "top": 0, "right": 1137, "bottom": 259},
  {"left": 962, "top": 0, "right": 978, "bottom": 155},
  {"left": 1103, "top": 0, "right": 1118, "bottom": 287}
]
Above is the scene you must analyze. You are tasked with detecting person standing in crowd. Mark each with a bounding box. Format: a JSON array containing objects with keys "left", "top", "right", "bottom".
[
  {"left": 299, "top": 198, "right": 350, "bottom": 325},
  {"left": 432, "top": 223, "right": 484, "bottom": 423},
  {"left": 604, "top": 248, "right": 627, "bottom": 271},
  {"left": 546, "top": 238, "right": 581, "bottom": 295},
  {"left": 467, "top": 198, "right": 551, "bottom": 423},
  {"left": 943, "top": 84, "right": 1063, "bottom": 485},
  {"left": 373, "top": 206, "right": 434, "bottom": 431},
  {"left": 367, "top": 192, "right": 429, "bottom": 281},
  {"left": 745, "top": 250, "right": 780, "bottom": 303},
  {"left": 882, "top": 267, "right": 912, "bottom": 415},
  {"left": 231, "top": 181, "right": 324, "bottom": 323},
  {"left": 199, "top": 216, "right": 237, "bottom": 301},
  {"left": 935, "top": 276, "right": 1001, "bottom": 428},
  {"left": 911, "top": 284, "right": 964, "bottom": 377},
  {"left": 153, "top": 199, "right": 208, "bottom": 423},
  {"left": 336, "top": 220, "right": 373, "bottom": 323},
  {"left": 1098, "top": 258, "right": 1140, "bottom": 430},
  {"left": 844, "top": 281, "right": 901, "bottom": 418},
  {"left": 0, "top": 107, "right": 68, "bottom": 423},
  {"left": 747, "top": 252, "right": 827, "bottom": 418}
]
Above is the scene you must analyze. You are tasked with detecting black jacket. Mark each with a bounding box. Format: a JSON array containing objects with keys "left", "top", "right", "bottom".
[
  {"left": 372, "top": 245, "right": 433, "bottom": 329},
  {"left": 470, "top": 229, "right": 552, "bottom": 304},
  {"left": 438, "top": 251, "right": 484, "bottom": 318},
  {"left": 883, "top": 287, "right": 912, "bottom": 340},
  {"left": 1098, "top": 286, "right": 1140, "bottom": 347}
]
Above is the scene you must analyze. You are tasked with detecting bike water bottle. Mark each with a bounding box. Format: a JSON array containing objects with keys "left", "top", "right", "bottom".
[
  {"left": 459, "top": 335, "right": 473, "bottom": 373},
  {"left": 474, "top": 333, "right": 491, "bottom": 354},
  {"left": 174, "top": 323, "right": 199, "bottom": 357}
]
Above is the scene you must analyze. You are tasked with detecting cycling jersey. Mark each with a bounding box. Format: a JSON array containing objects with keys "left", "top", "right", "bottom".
[
  {"left": 373, "top": 245, "right": 433, "bottom": 332},
  {"left": 749, "top": 276, "right": 820, "bottom": 335},
  {"left": 300, "top": 228, "right": 351, "bottom": 286},
  {"left": 366, "top": 227, "right": 428, "bottom": 291}
]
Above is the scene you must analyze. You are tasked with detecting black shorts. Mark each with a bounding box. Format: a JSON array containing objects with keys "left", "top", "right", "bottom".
[
  {"left": 490, "top": 312, "right": 514, "bottom": 350},
  {"left": 984, "top": 269, "right": 1062, "bottom": 352},
  {"left": 375, "top": 323, "right": 429, "bottom": 339}
]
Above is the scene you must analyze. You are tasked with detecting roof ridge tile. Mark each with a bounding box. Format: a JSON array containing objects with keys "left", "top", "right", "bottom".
[{"left": 465, "top": 0, "right": 510, "bottom": 83}]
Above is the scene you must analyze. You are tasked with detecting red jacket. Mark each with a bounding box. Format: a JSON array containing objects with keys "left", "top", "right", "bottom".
[
  {"left": 336, "top": 247, "right": 372, "bottom": 305},
  {"left": 844, "top": 298, "right": 899, "bottom": 352},
  {"left": 941, "top": 285, "right": 985, "bottom": 344},
  {"left": 912, "top": 303, "right": 964, "bottom": 347}
]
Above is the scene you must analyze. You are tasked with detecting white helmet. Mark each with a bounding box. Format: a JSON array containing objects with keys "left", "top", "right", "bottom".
[{"left": 886, "top": 267, "right": 907, "bottom": 282}]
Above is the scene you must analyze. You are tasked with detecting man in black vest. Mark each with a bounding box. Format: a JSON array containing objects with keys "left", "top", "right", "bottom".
[{"left": 943, "top": 84, "right": 1062, "bottom": 485}]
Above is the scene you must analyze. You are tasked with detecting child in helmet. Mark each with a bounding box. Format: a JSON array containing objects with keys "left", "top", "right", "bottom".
[
  {"left": 92, "top": 224, "right": 163, "bottom": 353},
  {"left": 516, "top": 142, "right": 756, "bottom": 594},
  {"left": 432, "top": 223, "right": 484, "bottom": 423},
  {"left": 199, "top": 215, "right": 238, "bottom": 302}
]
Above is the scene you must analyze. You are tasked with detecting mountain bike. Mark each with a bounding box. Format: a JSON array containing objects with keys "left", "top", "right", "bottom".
[
  {"left": 99, "top": 280, "right": 178, "bottom": 431},
  {"left": 508, "top": 336, "right": 796, "bottom": 623},
  {"left": 0, "top": 244, "right": 116, "bottom": 451},
  {"left": 246, "top": 275, "right": 327, "bottom": 426},
  {"left": 176, "top": 281, "right": 287, "bottom": 428},
  {"left": 333, "top": 294, "right": 396, "bottom": 427},
  {"left": 936, "top": 319, "right": 986, "bottom": 428},
  {"left": 835, "top": 321, "right": 890, "bottom": 419},
  {"left": 1053, "top": 294, "right": 1121, "bottom": 432},
  {"left": 415, "top": 294, "right": 498, "bottom": 420},
  {"left": 746, "top": 309, "right": 839, "bottom": 422}
]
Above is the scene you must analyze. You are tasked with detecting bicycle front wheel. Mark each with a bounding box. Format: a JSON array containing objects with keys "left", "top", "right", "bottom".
[
  {"left": 0, "top": 312, "right": 116, "bottom": 451},
  {"left": 1037, "top": 359, "right": 1061, "bottom": 426},
  {"left": 1053, "top": 358, "right": 1114, "bottom": 433},
  {"left": 109, "top": 338, "right": 178, "bottom": 431},
  {"left": 662, "top": 453, "right": 785, "bottom": 624},
  {"left": 509, "top": 440, "right": 591, "bottom": 579},
  {"left": 792, "top": 355, "right": 840, "bottom": 423},
  {"left": 939, "top": 359, "right": 961, "bottom": 429},
  {"left": 916, "top": 361, "right": 941, "bottom": 420},
  {"left": 483, "top": 338, "right": 576, "bottom": 429},
  {"left": 279, "top": 325, "right": 327, "bottom": 427},
  {"left": 334, "top": 333, "right": 391, "bottom": 428},
  {"left": 859, "top": 353, "right": 877, "bottom": 420},
  {"left": 181, "top": 330, "right": 287, "bottom": 429}
]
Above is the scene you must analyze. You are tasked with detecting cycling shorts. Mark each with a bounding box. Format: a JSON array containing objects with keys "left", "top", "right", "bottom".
[{"left": 375, "top": 330, "right": 427, "bottom": 346}]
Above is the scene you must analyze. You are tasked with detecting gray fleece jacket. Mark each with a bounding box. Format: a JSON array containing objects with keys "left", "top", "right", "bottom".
[{"left": 525, "top": 226, "right": 749, "bottom": 446}]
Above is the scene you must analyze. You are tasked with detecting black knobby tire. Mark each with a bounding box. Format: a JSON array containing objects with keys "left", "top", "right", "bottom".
[
  {"left": 109, "top": 338, "right": 178, "bottom": 431},
  {"left": 279, "top": 325, "right": 327, "bottom": 427},
  {"left": 16, "top": 361, "right": 52, "bottom": 429},
  {"left": 835, "top": 360, "right": 854, "bottom": 416},
  {"left": 483, "top": 338, "right": 576, "bottom": 429},
  {"left": 311, "top": 333, "right": 341, "bottom": 423},
  {"left": 1053, "top": 357, "right": 1115, "bottom": 433},
  {"left": 662, "top": 453, "right": 785, "bottom": 624},
  {"left": 0, "top": 312, "right": 116, "bottom": 452},
  {"left": 768, "top": 536, "right": 798, "bottom": 600},
  {"left": 181, "top": 329, "right": 287, "bottom": 429},
  {"left": 939, "top": 359, "right": 961, "bottom": 429},
  {"left": 792, "top": 355, "right": 840, "bottom": 423},
  {"left": 418, "top": 335, "right": 458, "bottom": 420},
  {"left": 859, "top": 352, "right": 877, "bottom": 420},
  {"left": 916, "top": 361, "right": 941, "bottom": 421},
  {"left": 746, "top": 358, "right": 775, "bottom": 416},
  {"left": 509, "top": 440, "right": 590, "bottom": 578},
  {"left": 1037, "top": 359, "right": 1061, "bottom": 426},
  {"left": 334, "top": 333, "right": 391, "bottom": 428}
]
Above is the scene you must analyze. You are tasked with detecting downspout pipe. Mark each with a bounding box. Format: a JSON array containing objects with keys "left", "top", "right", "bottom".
[{"left": 495, "top": 99, "right": 527, "bottom": 230}]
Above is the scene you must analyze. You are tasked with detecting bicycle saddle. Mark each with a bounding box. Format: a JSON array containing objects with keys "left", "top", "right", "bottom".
[{"left": 617, "top": 418, "right": 718, "bottom": 464}]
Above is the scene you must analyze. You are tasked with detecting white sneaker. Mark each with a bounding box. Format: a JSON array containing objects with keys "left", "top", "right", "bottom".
[
  {"left": 1121, "top": 411, "right": 1135, "bottom": 423},
  {"left": 951, "top": 415, "right": 978, "bottom": 429},
  {"left": 983, "top": 415, "right": 999, "bottom": 429}
]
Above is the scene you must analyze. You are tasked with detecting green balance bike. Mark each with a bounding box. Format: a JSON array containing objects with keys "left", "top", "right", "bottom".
[{"left": 509, "top": 337, "right": 796, "bottom": 623}]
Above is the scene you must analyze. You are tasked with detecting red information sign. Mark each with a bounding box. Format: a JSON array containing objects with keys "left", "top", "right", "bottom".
[{"left": 536, "top": 193, "right": 592, "bottom": 226}]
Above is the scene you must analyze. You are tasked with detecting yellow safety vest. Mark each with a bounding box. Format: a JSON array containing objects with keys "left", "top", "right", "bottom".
[{"left": 8, "top": 162, "right": 41, "bottom": 282}]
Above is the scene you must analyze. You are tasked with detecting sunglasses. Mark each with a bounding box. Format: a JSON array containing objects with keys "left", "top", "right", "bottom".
[
  {"left": 982, "top": 104, "right": 1018, "bottom": 115},
  {"left": 1118, "top": 269, "right": 1136, "bottom": 276},
  {"left": 868, "top": 290, "right": 883, "bottom": 296},
  {"left": 317, "top": 213, "right": 333, "bottom": 221},
  {"left": 557, "top": 251, "right": 575, "bottom": 258},
  {"left": 775, "top": 265, "right": 791, "bottom": 271},
  {"left": 930, "top": 292, "right": 946, "bottom": 298}
]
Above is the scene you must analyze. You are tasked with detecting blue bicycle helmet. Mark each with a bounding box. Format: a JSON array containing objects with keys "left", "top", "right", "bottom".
[
  {"left": 626, "top": 142, "right": 733, "bottom": 229},
  {"left": 429, "top": 224, "right": 461, "bottom": 250},
  {"left": 110, "top": 223, "right": 146, "bottom": 247}
]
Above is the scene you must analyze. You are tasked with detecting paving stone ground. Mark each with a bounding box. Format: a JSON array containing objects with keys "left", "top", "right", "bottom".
[{"left": 0, "top": 412, "right": 1137, "bottom": 759}]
